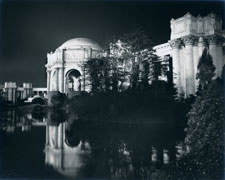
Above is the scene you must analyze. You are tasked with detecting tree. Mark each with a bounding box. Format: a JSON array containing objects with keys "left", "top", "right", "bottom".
[
  {"left": 196, "top": 48, "right": 216, "bottom": 92},
  {"left": 51, "top": 92, "right": 67, "bottom": 108},
  {"left": 183, "top": 55, "right": 224, "bottom": 180},
  {"left": 85, "top": 57, "right": 111, "bottom": 93},
  {"left": 108, "top": 26, "right": 166, "bottom": 91}
]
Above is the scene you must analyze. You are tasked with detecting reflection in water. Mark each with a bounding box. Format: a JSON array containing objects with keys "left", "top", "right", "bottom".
[
  {"left": 44, "top": 118, "right": 187, "bottom": 179},
  {"left": 44, "top": 122, "right": 91, "bottom": 178},
  {"left": 0, "top": 109, "right": 187, "bottom": 179},
  {"left": 0, "top": 109, "right": 35, "bottom": 133}
]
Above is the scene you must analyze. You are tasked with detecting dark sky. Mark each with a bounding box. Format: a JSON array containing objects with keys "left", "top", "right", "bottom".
[{"left": 0, "top": 0, "right": 224, "bottom": 87}]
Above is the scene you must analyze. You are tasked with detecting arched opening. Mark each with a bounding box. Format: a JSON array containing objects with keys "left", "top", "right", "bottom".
[{"left": 65, "top": 69, "right": 81, "bottom": 92}]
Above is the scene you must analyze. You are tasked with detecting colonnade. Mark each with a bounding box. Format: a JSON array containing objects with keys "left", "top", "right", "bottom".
[
  {"left": 169, "top": 35, "right": 224, "bottom": 96},
  {"left": 4, "top": 82, "right": 17, "bottom": 103},
  {"left": 47, "top": 47, "right": 93, "bottom": 93}
]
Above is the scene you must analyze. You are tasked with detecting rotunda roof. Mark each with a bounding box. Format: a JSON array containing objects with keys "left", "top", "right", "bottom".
[{"left": 58, "top": 38, "right": 103, "bottom": 51}]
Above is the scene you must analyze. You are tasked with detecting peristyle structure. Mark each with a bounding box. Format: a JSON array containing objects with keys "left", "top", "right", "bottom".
[{"left": 46, "top": 12, "right": 225, "bottom": 97}]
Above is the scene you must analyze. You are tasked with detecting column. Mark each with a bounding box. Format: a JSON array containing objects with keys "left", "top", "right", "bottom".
[
  {"left": 61, "top": 49, "right": 65, "bottom": 93},
  {"left": 54, "top": 126, "right": 58, "bottom": 149},
  {"left": 58, "top": 123, "right": 63, "bottom": 149},
  {"left": 208, "top": 35, "right": 218, "bottom": 77},
  {"left": 59, "top": 67, "right": 65, "bottom": 92},
  {"left": 217, "top": 38, "right": 224, "bottom": 77},
  {"left": 183, "top": 36, "right": 195, "bottom": 96},
  {"left": 56, "top": 68, "right": 59, "bottom": 91},
  {"left": 47, "top": 70, "right": 51, "bottom": 92},
  {"left": 169, "top": 39, "right": 182, "bottom": 94},
  {"left": 193, "top": 39, "right": 199, "bottom": 92},
  {"left": 198, "top": 37, "right": 206, "bottom": 57},
  {"left": 8, "top": 88, "right": 13, "bottom": 101},
  {"left": 12, "top": 88, "right": 17, "bottom": 104}
]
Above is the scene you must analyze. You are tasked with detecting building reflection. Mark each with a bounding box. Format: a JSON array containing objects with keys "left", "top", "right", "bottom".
[
  {"left": 43, "top": 119, "right": 188, "bottom": 179},
  {"left": 44, "top": 113, "right": 91, "bottom": 178},
  {"left": 0, "top": 108, "right": 47, "bottom": 133}
]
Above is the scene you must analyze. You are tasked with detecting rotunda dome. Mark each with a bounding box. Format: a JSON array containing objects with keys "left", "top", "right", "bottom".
[{"left": 58, "top": 38, "right": 103, "bottom": 51}]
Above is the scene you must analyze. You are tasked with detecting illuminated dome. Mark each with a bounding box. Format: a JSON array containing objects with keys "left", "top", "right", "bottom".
[{"left": 58, "top": 38, "right": 103, "bottom": 51}]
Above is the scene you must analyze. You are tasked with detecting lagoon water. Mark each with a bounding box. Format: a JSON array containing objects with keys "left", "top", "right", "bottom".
[{"left": 0, "top": 108, "right": 186, "bottom": 179}]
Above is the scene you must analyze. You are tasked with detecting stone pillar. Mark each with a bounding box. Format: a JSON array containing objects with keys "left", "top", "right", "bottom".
[
  {"left": 56, "top": 68, "right": 59, "bottom": 91},
  {"left": 183, "top": 36, "right": 195, "bottom": 96},
  {"left": 61, "top": 49, "right": 65, "bottom": 93},
  {"left": 169, "top": 39, "right": 182, "bottom": 94},
  {"left": 209, "top": 35, "right": 218, "bottom": 77},
  {"left": 23, "top": 83, "right": 32, "bottom": 99},
  {"left": 54, "top": 126, "right": 58, "bottom": 149},
  {"left": 59, "top": 67, "right": 65, "bottom": 93},
  {"left": 58, "top": 123, "right": 63, "bottom": 149},
  {"left": 217, "top": 38, "right": 224, "bottom": 77},
  {"left": 193, "top": 39, "right": 199, "bottom": 92},
  {"left": 47, "top": 70, "right": 51, "bottom": 92},
  {"left": 8, "top": 88, "right": 12, "bottom": 101},
  {"left": 4, "top": 82, "right": 17, "bottom": 104}
]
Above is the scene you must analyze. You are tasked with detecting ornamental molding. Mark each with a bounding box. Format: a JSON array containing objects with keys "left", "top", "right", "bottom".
[
  {"left": 182, "top": 35, "right": 198, "bottom": 46},
  {"left": 169, "top": 39, "right": 182, "bottom": 49}
]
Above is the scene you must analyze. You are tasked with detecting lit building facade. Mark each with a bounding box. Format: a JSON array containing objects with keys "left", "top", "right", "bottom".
[
  {"left": 45, "top": 38, "right": 104, "bottom": 95},
  {"left": 154, "top": 12, "right": 225, "bottom": 96}
]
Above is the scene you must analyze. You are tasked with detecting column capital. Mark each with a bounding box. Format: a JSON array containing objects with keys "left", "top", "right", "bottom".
[
  {"left": 182, "top": 35, "right": 197, "bottom": 46},
  {"left": 169, "top": 39, "right": 182, "bottom": 49},
  {"left": 208, "top": 35, "right": 220, "bottom": 45},
  {"left": 208, "top": 35, "right": 217, "bottom": 45},
  {"left": 198, "top": 36, "right": 207, "bottom": 45}
]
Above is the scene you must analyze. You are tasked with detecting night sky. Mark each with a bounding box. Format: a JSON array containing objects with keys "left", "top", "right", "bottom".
[{"left": 0, "top": 0, "right": 224, "bottom": 87}]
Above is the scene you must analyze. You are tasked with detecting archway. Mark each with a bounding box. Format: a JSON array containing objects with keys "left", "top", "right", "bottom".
[{"left": 65, "top": 69, "right": 81, "bottom": 92}]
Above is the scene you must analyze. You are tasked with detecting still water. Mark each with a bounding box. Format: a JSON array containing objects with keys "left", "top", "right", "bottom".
[{"left": 0, "top": 108, "right": 186, "bottom": 179}]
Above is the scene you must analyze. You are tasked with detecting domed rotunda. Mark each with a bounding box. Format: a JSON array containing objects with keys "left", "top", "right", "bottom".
[{"left": 45, "top": 38, "right": 104, "bottom": 94}]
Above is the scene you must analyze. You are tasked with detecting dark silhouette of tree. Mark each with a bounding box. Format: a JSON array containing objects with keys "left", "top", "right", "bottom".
[
  {"left": 182, "top": 54, "right": 224, "bottom": 180},
  {"left": 85, "top": 57, "right": 111, "bottom": 93},
  {"left": 196, "top": 48, "right": 215, "bottom": 92}
]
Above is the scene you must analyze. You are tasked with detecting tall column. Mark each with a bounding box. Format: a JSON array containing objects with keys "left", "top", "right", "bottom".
[
  {"left": 183, "top": 36, "right": 195, "bottom": 96},
  {"left": 12, "top": 88, "right": 17, "bottom": 104},
  {"left": 56, "top": 68, "right": 59, "bottom": 91},
  {"left": 58, "top": 67, "right": 65, "bottom": 93},
  {"left": 193, "top": 39, "right": 199, "bottom": 92},
  {"left": 169, "top": 39, "right": 182, "bottom": 94},
  {"left": 208, "top": 35, "right": 219, "bottom": 77},
  {"left": 58, "top": 123, "right": 63, "bottom": 149},
  {"left": 217, "top": 38, "right": 224, "bottom": 77},
  {"left": 47, "top": 70, "right": 51, "bottom": 92},
  {"left": 61, "top": 49, "right": 65, "bottom": 93},
  {"left": 198, "top": 37, "right": 206, "bottom": 57},
  {"left": 8, "top": 88, "right": 13, "bottom": 101}
]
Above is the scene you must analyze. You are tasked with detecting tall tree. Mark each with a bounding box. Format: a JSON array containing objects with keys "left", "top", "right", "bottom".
[
  {"left": 85, "top": 57, "right": 111, "bottom": 93},
  {"left": 108, "top": 26, "right": 165, "bottom": 91},
  {"left": 196, "top": 48, "right": 215, "bottom": 91}
]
